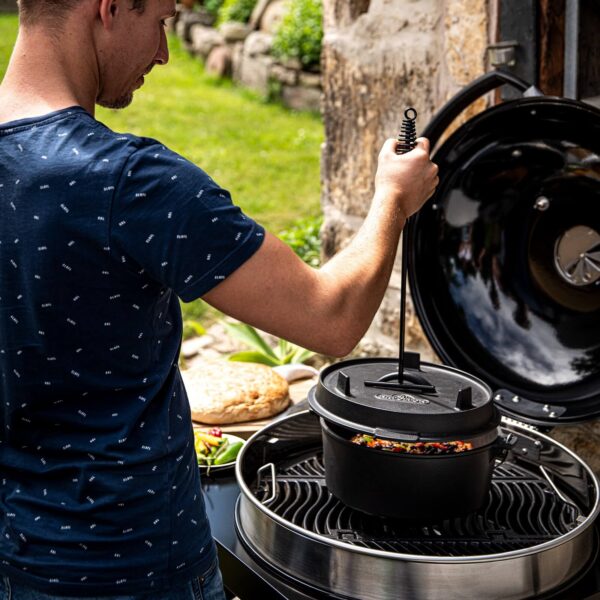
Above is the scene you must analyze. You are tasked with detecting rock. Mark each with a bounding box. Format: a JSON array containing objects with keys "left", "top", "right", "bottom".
[
  {"left": 278, "top": 56, "right": 302, "bottom": 71},
  {"left": 219, "top": 21, "right": 251, "bottom": 42},
  {"left": 0, "top": 0, "right": 17, "bottom": 12},
  {"left": 206, "top": 45, "right": 233, "bottom": 78},
  {"left": 270, "top": 63, "right": 298, "bottom": 85},
  {"left": 231, "top": 42, "right": 245, "bottom": 81},
  {"left": 550, "top": 421, "right": 600, "bottom": 477},
  {"left": 238, "top": 54, "right": 274, "bottom": 94},
  {"left": 249, "top": 0, "right": 273, "bottom": 30},
  {"left": 181, "top": 335, "right": 214, "bottom": 359},
  {"left": 244, "top": 31, "right": 274, "bottom": 57},
  {"left": 281, "top": 84, "right": 322, "bottom": 112},
  {"left": 260, "top": 0, "right": 290, "bottom": 34},
  {"left": 299, "top": 71, "right": 322, "bottom": 89},
  {"left": 323, "top": 0, "right": 370, "bottom": 30},
  {"left": 176, "top": 9, "right": 215, "bottom": 42},
  {"left": 190, "top": 25, "right": 224, "bottom": 60},
  {"left": 164, "top": 15, "right": 177, "bottom": 33}
]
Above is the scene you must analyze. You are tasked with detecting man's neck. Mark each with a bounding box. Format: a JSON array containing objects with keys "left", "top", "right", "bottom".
[{"left": 0, "top": 26, "right": 99, "bottom": 124}]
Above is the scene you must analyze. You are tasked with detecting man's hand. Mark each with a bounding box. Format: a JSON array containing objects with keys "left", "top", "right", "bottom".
[{"left": 374, "top": 137, "right": 439, "bottom": 222}]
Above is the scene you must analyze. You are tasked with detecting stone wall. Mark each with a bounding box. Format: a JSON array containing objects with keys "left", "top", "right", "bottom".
[
  {"left": 173, "top": 1, "right": 322, "bottom": 112},
  {"left": 0, "top": 0, "right": 17, "bottom": 12},
  {"left": 321, "top": 0, "right": 490, "bottom": 361}
]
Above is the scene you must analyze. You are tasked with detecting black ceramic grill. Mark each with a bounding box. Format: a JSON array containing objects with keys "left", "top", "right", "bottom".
[{"left": 252, "top": 450, "right": 582, "bottom": 557}]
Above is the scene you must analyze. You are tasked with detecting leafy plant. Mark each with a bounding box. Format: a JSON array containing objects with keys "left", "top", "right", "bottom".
[
  {"left": 223, "top": 321, "right": 314, "bottom": 366},
  {"left": 218, "top": 0, "right": 258, "bottom": 24},
  {"left": 203, "top": 0, "right": 225, "bottom": 17},
  {"left": 272, "top": 0, "right": 323, "bottom": 68},
  {"left": 182, "top": 318, "right": 206, "bottom": 341},
  {"left": 278, "top": 215, "right": 322, "bottom": 268}
]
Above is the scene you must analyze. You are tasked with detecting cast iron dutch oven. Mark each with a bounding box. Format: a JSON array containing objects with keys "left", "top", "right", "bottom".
[{"left": 309, "top": 71, "right": 600, "bottom": 522}]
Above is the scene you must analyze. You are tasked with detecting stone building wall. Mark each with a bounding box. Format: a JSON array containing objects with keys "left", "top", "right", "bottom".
[{"left": 321, "top": 0, "right": 490, "bottom": 360}]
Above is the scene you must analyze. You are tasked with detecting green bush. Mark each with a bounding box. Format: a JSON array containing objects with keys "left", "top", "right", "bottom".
[
  {"left": 272, "top": 0, "right": 323, "bottom": 68},
  {"left": 203, "top": 0, "right": 225, "bottom": 18},
  {"left": 278, "top": 215, "right": 322, "bottom": 268},
  {"left": 218, "top": 0, "right": 258, "bottom": 23}
]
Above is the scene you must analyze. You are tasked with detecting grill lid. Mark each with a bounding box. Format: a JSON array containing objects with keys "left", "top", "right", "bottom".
[
  {"left": 308, "top": 356, "right": 497, "bottom": 440},
  {"left": 410, "top": 80, "right": 600, "bottom": 426}
]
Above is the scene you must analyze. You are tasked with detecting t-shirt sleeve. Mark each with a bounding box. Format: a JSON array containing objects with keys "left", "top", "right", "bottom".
[{"left": 109, "top": 140, "right": 265, "bottom": 302}]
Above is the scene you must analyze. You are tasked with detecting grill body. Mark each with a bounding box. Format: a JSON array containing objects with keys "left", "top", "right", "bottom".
[{"left": 236, "top": 411, "right": 600, "bottom": 600}]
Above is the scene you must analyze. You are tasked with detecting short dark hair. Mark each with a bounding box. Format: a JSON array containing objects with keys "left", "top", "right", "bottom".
[{"left": 18, "top": 0, "right": 146, "bottom": 27}]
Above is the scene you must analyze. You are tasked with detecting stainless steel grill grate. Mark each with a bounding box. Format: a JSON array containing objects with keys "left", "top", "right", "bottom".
[{"left": 252, "top": 452, "right": 582, "bottom": 557}]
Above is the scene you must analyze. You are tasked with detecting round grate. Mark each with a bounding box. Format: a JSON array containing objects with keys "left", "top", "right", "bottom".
[{"left": 252, "top": 452, "right": 582, "bottom": 557}]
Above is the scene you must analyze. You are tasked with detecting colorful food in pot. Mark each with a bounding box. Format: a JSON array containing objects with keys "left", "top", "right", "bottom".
[{"left": 350, "top": 433, "right": 473, "bottom": 454}]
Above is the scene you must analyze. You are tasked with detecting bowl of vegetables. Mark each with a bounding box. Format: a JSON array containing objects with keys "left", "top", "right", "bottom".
[{"left": 194, "top": 427, "right": 245, "bottom": 473}]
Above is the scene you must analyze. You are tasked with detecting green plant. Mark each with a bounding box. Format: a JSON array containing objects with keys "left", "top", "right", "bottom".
[
  {"left": 278, "top": 215, "right": 322, "bottom": 268},
  {"left": 272, "top": 0, "right": 323, "bottom": 68},
  {"left": 223, "top": 321, "right": 314, "bottom": 366},
  {"left": 218, "top": 0, "right": 258, "bottom": 24},
  {"left": 203, "top": 0, "right": 225, "bottom": 17}
]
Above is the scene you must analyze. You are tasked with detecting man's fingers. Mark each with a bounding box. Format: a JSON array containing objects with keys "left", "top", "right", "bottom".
[{"left": 415, "top": 137, "right": 430, "bottom": 154}]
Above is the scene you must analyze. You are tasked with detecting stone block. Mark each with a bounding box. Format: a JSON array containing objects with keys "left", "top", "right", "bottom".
[
  {"left": 299, "top": 71, "right": 322, "bottom": 89},
  {"left": 278, "top": 56, "right": 303, "bottom": 72},
  {"left": 244, "top": 31, "right": 274, "bottom": 57},
  {"left": 549, "top": 421, "right": 600, "bottom": 477},
  {"left": 190, "top": 25, "right": 224, "bottom": 60},
  {"left": 219, "top": 21, "right": 251, "bottom": 42},
  {"left": 260, "top": 0, "right": 290, "bottom": 34},
  {"left": 270, "top": 63, "right": 298, "bottom": 86},
  {"left": 177, "top": 9, "right": 215, "bottom": 43},
  {"left": 238, "top": 54, "right": 274, "bottom": 95},
  {"left": 231, "top": 42, "right": 245, "bottom": 81},
  {"left": 249, "top": 0, "right": 272, "bottom": 30},
  {"left": 0, "top": 0, "right": 17, "bottom": 11},
  {"left": 206, "top": 45, "right": 233, "bottom": 78},
  {"left": 281, "top": 84, "right": 322, "bottom": 112}
]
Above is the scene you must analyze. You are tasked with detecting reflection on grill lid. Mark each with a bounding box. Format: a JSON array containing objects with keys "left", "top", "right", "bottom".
[{"left": 410, "top": 95, "right": 600, "bottom": 425}]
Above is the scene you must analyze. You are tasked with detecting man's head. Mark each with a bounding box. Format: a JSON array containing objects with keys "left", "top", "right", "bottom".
[{"left": 16, "top": 0, "right": 175, "bottom": 109}]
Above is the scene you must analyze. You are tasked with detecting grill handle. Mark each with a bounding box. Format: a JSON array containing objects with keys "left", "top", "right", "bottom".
[
  {"left": 422, "top": 70, "right": 541, "bottom": 149},
  {"left": 257, "top": 462, "right": 277, "bottom": 505}
]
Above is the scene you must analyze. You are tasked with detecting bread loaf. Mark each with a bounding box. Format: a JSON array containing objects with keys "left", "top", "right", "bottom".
[{"left": 182, "top": 360, "right": 290, "bottom": 424}]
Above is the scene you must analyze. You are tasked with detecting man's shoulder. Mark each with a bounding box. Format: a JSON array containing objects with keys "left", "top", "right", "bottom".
[{"left": 94, "top": 123, "right": 204, "bottom": 177}]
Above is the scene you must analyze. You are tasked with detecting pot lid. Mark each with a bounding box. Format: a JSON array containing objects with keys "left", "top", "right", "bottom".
[
  {"left": 308, "top": 357, "right": 498, "bottom": 441},
  {"left": 409, "top": 96, "right": 600, "bottom": 426}
]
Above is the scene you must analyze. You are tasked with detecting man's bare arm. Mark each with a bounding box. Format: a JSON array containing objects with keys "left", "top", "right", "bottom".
[{"left": 202, "top": 138, "right": 438, "bottom": 357}]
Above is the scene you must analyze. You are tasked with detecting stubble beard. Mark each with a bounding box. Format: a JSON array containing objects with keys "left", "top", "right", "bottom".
[{"left": 97, "top": 92, "right": 134, "bottom": 110}]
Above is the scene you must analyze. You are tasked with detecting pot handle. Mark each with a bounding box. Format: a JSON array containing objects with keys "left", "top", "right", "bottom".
[
  {"left": 492, "top": 432, "right": 517, "bottom": 466},
  {"left": 422, "top": 71, "right": 542, "bottom": 148}
]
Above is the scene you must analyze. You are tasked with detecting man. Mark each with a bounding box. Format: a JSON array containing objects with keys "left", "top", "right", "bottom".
[{"left": 0, "top": 0, "right": 438, "bottom": 597}]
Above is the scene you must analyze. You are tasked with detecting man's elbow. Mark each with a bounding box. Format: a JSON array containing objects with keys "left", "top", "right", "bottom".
[{"left": 311, "top": 330, "right": 361, "bottom": 359}]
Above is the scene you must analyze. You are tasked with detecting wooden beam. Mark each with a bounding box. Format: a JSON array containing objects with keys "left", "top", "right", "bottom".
[{"left": 538, "top": 0, "right": 565, "bottom": 96}]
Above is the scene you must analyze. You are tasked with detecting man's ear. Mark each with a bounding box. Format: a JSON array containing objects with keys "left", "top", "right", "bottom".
[{"left": 98, "top": 0, "right": 118, "bottom": 30}]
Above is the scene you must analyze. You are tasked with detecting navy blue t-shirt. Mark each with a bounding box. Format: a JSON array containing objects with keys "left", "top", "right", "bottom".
[{"left": 0, "top": 107, "right": 265, "bottom": 594}]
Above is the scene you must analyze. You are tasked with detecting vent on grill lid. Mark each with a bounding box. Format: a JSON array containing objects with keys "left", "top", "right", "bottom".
[{"left": 308, "top": 356, "right": 498, "bottom": 440}]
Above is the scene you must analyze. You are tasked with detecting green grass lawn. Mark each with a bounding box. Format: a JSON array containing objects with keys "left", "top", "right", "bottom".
[
  {"left": 1, "top": 14, "right": 324, "bottom": 335},
  {"left": 0, "top": 15, "right": 323, "bottom": 232}
]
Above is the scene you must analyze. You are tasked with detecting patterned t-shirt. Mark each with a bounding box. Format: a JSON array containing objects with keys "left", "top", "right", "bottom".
[{"left": 0, "top": 107, "right": 265, "bottom": 594}]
